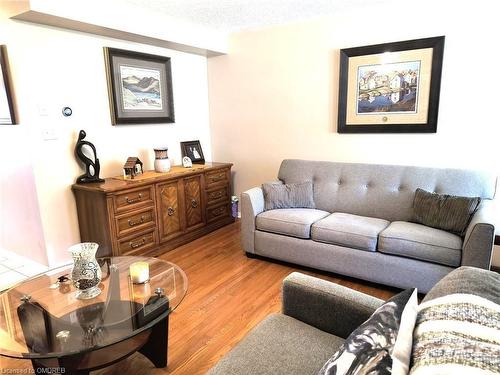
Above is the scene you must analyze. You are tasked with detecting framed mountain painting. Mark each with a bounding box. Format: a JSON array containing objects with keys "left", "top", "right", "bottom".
[
  {"left": 104, "top": 48, "right": 175, "bottom": 125},
  {"left": 0, "top": 45, "right": 16, "bottom": 125},
  {"left": 337, "top": 36, "right": 445, "bottom": 133}
]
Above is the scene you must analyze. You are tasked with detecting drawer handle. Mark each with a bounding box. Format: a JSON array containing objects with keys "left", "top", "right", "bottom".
[
  {"left": 191, "top": 199, "right": 198, "bottom": 208},
  {"left": 126, "top": 193, "right": 142, "bottom": 204},
  {"left": 210, "top": 173, "right": 225, "bottom": 183},
  {"left": 212, "top": 207, "right": 225, "bottom": 216},
  {"left": 130, "top": 238, "right": 146, "bottom": 249},
  {"left": 128, "top": 215, "right": 146, "bottom": 227},
  {"left": 167, "top": 207, "right": 175, "bottom": 216},
  {"left": 209, "top": 191, "right": 223, "bottom": 200}
]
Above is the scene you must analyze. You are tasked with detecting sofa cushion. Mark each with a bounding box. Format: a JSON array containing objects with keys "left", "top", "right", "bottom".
[
  {"left": 423, "top": 266, "right": 500, "bottom": 304},
  {"left": 378, "top": 221, "right": 462, "bottom": 267},
  {"left": 311, "top": 213, "right": 390, "bottom": 251},
  {"left": 207, "top": 313, "right": 344, "bottom": 375},
  {"left": 256, "top": 209, "right": 330, "bottom": 239}
]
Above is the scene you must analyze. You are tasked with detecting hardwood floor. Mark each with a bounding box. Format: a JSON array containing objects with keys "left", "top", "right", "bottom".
[{"left": 0, "top": 221, "right": 397, "bottom": 374}]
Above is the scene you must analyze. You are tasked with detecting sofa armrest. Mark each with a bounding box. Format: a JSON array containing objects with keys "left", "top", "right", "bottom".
[
  {"left": 241, "top": 187, "right": 265, "bottom": 254},
  {"left": 241, "top": 180, "right": 283, "bottom": 254},
  {"left": 462, "top": 200, "right": 496, "bottom": 269},
  {"left": 282, "top": 272, "right": 384, "bottom": 339}
]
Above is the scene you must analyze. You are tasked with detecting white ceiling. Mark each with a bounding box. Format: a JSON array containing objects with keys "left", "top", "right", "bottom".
[{"left": 122, "top": 0, "right": 394, "bottom": 33}]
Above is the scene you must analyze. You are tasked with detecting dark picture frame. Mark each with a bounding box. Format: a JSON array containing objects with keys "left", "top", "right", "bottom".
[
  {"left": 104, "top": 47, "right": 175, "bottom": 125},
  {"left": 0, "top": 45, "right": 16, "bottom": 125},
  {"left": 337, "top": 36, "right": 445, "bottom": 133},
  {"left": 180, "top": 141, "right": 205, "bottom": 164}
]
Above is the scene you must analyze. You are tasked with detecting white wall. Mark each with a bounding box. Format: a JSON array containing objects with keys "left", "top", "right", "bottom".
[
  {"left": 207, "top": 1, "right": 500, "bottom": 264},
  {"left": 0, "top": 126, "right": 47, "bottom": 265},
  {"left": 493, "top": 245, "right": 500, "bottom": 267},
  {"left": 0, "top": 13, "right": 213, "bottom": 266},
  {"left": 208, "top": 1, "right": 500, "bottom": 195}
]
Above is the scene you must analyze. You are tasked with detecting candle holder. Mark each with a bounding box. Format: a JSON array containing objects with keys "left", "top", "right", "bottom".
[{"left": 130, "top": 261, "right": 150, "bottom": 284}]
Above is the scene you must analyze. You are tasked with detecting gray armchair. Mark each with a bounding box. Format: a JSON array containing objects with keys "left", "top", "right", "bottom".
[
  {"left": 208, "top": 267, "right": 499, "bottom": 375},
  {"left": 208, "top": 273, "right": 383, "bottom": 375}
]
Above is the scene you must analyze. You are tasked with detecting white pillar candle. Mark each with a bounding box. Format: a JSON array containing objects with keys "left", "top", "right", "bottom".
[{"left": 130, "top": 261, "right": 149, "bottom": 284}]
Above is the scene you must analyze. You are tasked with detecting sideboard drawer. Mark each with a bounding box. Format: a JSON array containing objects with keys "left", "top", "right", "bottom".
[
  {"left": 115, "top": 207, "right": 156, "bottom": 238},
  {"left": 206, "top": 185, "right": 229, "bottom": 205},
  {"left": 206, "top": 203, "right": 230, "bottom": 223},
  {"left": 118, "top": 230, "right": 157, "bottom": 255},
  {"left": 113, "top": 186, "right": 155, "bottom": 214},
  {"left": 205, "top": 169, "right": 228, "bottom": 188}
]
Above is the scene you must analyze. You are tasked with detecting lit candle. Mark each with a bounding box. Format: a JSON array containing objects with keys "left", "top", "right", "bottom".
[{"left": 130, "top": 261, "right": 149, "bottom": 284}]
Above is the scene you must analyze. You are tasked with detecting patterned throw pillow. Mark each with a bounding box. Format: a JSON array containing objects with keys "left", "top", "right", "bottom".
[
  {"left": 262, "top": 181, "right": 315, "bottom": 211},
  {"left": 410, "top": 293, "right": 500, "bottom": 375},
  {"left": 412, "top": 188, "right": 481, "bottom": 236},
  {"left": 318, "top": 288, "right": 418, "bottom": 375}
]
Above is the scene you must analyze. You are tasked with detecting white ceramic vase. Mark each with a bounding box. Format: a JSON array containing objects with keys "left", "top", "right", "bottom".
[
  {"left": 154, "top": 147, "right": 171, "bottom": 173},
  {"left": 154, "top": 158, "right": 171, "bottom": 173}
]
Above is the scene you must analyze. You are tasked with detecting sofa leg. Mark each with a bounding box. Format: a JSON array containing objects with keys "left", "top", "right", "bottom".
[{"left": 246, "top": 252, "right": 257, "bottom": 259}]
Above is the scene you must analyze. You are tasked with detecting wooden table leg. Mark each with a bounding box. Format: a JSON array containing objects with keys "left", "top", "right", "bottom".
[{"left": 138, "top": 315, "right": 169, "bottom": 368}]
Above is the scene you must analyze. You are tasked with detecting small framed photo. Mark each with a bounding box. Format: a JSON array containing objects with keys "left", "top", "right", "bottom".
[
  {"left": 0, "top": 45, "right": 16, "bottom": 125},
  {"left": 337, "top": 36, "right": 445, "bottom": 133},
  {"left": 180, "top": 141, "right": 205, "bottom": 164},
  {"left": 182, "top": 156, "right": 193, "bottom": 168},
  {"left": 104, "top": 47, "right": 175, "bottom": 125}
]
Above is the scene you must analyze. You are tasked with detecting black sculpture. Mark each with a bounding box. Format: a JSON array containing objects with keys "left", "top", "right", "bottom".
[{"left": 74, "top": 130, "right": 104, "bottom": 183}]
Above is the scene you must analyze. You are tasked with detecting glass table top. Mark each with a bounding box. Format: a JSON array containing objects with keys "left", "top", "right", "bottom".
[{"left": 0, "top": 256, "right": 188, "bottom": 359}]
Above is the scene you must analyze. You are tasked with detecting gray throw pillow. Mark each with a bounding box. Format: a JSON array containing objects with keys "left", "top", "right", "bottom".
[
  {"left": 262, "top": 181, "right": 315, "bottom": 211},
  {"left": 413, "top": 188, "right": 481, "bottom": 236}
]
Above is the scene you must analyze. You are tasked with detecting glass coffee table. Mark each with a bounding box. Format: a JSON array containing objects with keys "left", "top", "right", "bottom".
[{"left": 0, "top": 256, "right": 187, "bottom": 374}]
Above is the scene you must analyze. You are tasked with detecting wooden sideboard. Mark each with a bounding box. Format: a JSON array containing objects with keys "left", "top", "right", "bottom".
[{"left": 72, "top": 162, "right": 234, "bottom": 257}]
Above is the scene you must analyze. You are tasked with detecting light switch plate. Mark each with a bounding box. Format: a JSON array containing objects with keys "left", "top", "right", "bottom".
[
  {"left": 41, "top": 128, "right": 57, "bottom": 141},
  {"left": 38, "top": 104, "right": 49, "bottom": 116}
]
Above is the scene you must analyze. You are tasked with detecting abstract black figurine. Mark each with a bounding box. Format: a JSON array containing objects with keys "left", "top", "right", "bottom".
[{"left": 75, "top": 130, "right": 104, "bottom": 183}]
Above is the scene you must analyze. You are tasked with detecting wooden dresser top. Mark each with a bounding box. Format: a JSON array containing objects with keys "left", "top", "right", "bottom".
[{"left": 72, "top": 162, "right": 233, "bottom": 193}]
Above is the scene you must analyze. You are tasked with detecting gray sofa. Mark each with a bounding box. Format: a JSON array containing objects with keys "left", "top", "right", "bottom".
[
  {"left": 242, "top": 160, "right": 497, "bottom": 293},
  {"left": 208, "top": 267, "right": 500, "bottom": 375}
]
